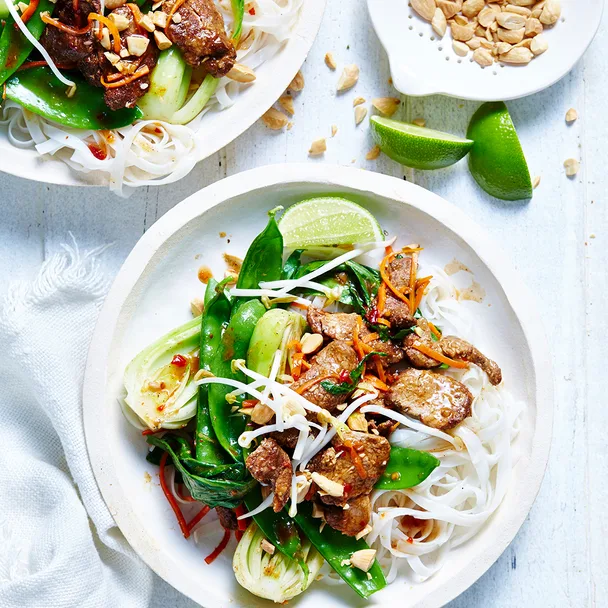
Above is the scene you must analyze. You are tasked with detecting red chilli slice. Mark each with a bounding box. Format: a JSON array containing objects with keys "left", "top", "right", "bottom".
[
  {"left": 187, "top": 506, "right": 211, "bottom": 534},
  {"left": 204, "top": 528, "right": 231, "bottom": 564},
  {"left": 159, "top": 452, "right": 190, "bottom": 538}
]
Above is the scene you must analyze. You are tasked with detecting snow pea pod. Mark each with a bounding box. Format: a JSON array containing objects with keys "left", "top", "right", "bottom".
[
  {"left": 195, "top": 279, "right": 229, "bottom": 465},
  {"left": 375, "top": 446, "right": 440, "bottom": 490},
  {"left": 4, "top": 67, "right": 142, "bottom": 129},
  {"left": 233, "top": 208, "right": 283, "bottom": 312},
  {"left": 294, "top": 502, "right": 387, "bottom": 599},
  {"left": 0, "top": 0, "right": 54, "bottom": 85},
  {"left": 208, "top": 295, "right": 266, "bottom": 461}
]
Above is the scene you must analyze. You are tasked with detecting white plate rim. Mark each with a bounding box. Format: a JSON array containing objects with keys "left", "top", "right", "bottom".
[
  {"left": 0, "top": 0, "right": 326, "bottom": 187},
  {"left": 83, "top": 163, "right": 554, "bottom": 607},
  {"left": 366, "top": 0, "right": 605, "bottom": 101}
]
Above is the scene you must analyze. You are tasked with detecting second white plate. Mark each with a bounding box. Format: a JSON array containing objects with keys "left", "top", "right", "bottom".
[{"left": 367, "top": 0, "right": 604, "bottom": 100}]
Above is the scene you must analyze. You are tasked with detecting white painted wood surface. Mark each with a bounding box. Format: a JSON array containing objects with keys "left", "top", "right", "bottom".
[{"left": 0, "top": 0, "right": 605, "bottom": 606}]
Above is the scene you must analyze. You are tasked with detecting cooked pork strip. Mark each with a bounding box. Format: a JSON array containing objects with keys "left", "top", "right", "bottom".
[
  {"left": 216, "top": 506, "right": 237, "bottom": 530},
  {"left": 245, "top": 438, "right": 292, "bottom": 512},
  {"left": 306, "top": 308, "right": 404, "bottom": 366},
  {"left": 309, "top": 429, "right": 390, "bottom": 507},
  {"left": 163, "top": 0, "right": 236, "bottom": 75},
  {"left": 404, "top": 321, "right": 503, "bottom": 386},
  {"left": 322, "top": 495, "right": 372, "bottom": 537},
  {"left": 381, "top": 256, "right": 416, "bottom": 328},
  {"left": 292, "top": 340, "right": 358, "bottom": 412},
  {"left": 385, "top": 368, "right": 472, "bottom": 431}
]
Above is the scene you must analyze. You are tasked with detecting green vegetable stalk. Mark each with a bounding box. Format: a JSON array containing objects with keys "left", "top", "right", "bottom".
[
  {"left": 207, "top": 290, "right": 266, "bottom": 461},
  {"left": 0, "top": 0, "right": 54, "bottom": 86},
  {"left": 4, "top": 67, "right": 143, "bottom": 129},
  {"left": 375, "top": 446, "right": 440, "bottom": 490}
]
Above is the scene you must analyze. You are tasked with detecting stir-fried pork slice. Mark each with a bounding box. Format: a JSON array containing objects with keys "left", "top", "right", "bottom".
[
  {"left": 307, "top": 308, "right": 404, "bottom": 365},
  {"left": 381, "top": 256, "right": 416, "bottom": 328},
  {"left": 404, "top": 322, "right": 503, "bottom": 386},
  {"left": 368, "top": 418, "right": 399, "bottom": 438},
  {"left": 292, "top": 340, "right": 358, "bottom": 412},
  {"left": 322, "top": 495, "right": 372, "bottom": 537},
  {"left": 102, "top": 6, "right": 158, "bottom": 110},
  {"left": 439, "top": 336, "right": 502, "bottom": 386},
  {"left": 163, "top": 0, "right": 236, "bottom": 76},
  {"left": 216, "top": 506, "right": 237, "bottom": 530},
  {"left": 41, "top": 0, "right": 100, "bottom": 69},
  {"left": 309, "top": 430, "right": 390, "bottom": 507},
  {"left": 268, "top": 428, "right": 300, "bottom": 451},
  {"left": 385, "top": 368, "right": 472, "bottom": 431},
  {"left": 245, "top": 438, "right": 292, "bottom": 512}
]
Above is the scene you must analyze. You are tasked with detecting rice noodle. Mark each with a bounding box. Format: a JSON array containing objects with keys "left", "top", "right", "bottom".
[
  {"left": 0, "top": 0, "right": 303, "bottom": 194},
  {"left": 364, "top": 265, "right": 524, "bottom": 584}
]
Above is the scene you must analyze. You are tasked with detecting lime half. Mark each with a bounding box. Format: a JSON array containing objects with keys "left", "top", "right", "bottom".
[
  {"left": 279, "top": 197, "right": 384, "bottom": 248},
  {"left": 370, "top": 116, "right": 473, "bottom": 170},
  {"left": 467, "top": 102, "right": 532, "bottom": 201}
]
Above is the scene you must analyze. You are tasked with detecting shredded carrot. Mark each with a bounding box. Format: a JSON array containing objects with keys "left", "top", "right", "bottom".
[
  {"left": 414, "top": 284, "right": 427, "bottom": 310},
  {"left": 159, "top": 452, "right": 190, "bottom": 538},
  {"left": 21, "top": 0, "right": 39, "bottom": 24},
  {"left": 88, "top": 13, "right": 122, "bottom": 52},
  {"left": 105, "top": 71, "right": 126, "bottom": 82},
  {"left": 287, "top": 340, "right": 302, "bottom": 352},
  {"left": 411, "top": 342, "right": 469, "bottom": 369},
  {"left": 428, "top": 322, "right": 442, "bottom": 339},
  {"left": 187, "top": 505, "right": 210, "bottom": 534},
  {"left": 374, "top": 357, "right": 387, "bottom": 384},
  {"left": 101, "top": 65, "right": 150, "bottom": 88},
  {"left": 343, "top": 441, "right": 367, "bottom": 479},
  {"left": 141, "top": 428, "right": 165, "bottom": 436},
  {"left": 364, "top": 372, "right": 389, "bottom": 392},
  {"left": 127, "top": 2, "right": 143, "bottom": 24},
  {"left": 295, "top": 373, "right": 338, "bottom": 395},
  {"left": 379, "top": 251, "right": 411, "bottom": 305},
  {"left": 290, "top": 351, "right": 304, "bottom": 380},
  {"left": 301, "top": 360, "right": 311, "bottom": 370},
  {"left": 376, "top": 318, "right": 391, "bottom": 327},
  {"left": 242, "top": 399, "right": 259, "bottom": 408},
  {"left": 290, "top": 301, "right": 309, "bottom": 310},
  {"left": 384, "top": 245, "right": 394, "bottom": 256},
  {"left": 40, "top": 12, "right": 91, "bottom": 35},
  {"left": 377, "top": 282, "right": 387, "bottom": 316},
  {"left": 165, "top": 0, "right": 187, "bottom": 34},
  {"left": 352, "top": 316, "right": 365, "bottom": 359},
  {"left": 233, "top": 505, "right": 248, "bottom": 531},
  {"left": 361, "top": 332, "right": 379, "bottom": 344},
  {"left": 204, "top": 528, "right": 231, "bottom": 564},
  {"left": 360, "top": 342, "right": 375, "bottom": 354},
  {"left": 408, "top": 251, "right": 418, "bottom": 315}
]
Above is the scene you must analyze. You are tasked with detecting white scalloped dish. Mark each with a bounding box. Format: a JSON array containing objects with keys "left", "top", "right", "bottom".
[{"left": 367, "top": 0, "right": 603, "bottom": 100}]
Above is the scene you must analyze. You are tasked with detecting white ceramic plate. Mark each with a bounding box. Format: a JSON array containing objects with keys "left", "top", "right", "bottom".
[
  {"left": 367, "top": 0, "right": 604, "bottom": 100},
  {"left": 0, "top": 1, "right": 325, "bottom": 187},
  {"left": 83, "top": 164, "right": 553, "bottom": 608}
]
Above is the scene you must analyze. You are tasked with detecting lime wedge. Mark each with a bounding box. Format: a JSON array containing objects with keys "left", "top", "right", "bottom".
[
  {"left": 370, "top": 116, "right": 473, "bottom": 170},
  {"left": 467, "top": 102, "right": 532, "bottom": 201},
  {"left": 279, "top": 197, "right": 384, "bottom": 248}
]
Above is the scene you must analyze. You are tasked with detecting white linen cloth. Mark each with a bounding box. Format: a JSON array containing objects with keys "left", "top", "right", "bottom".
[{"left": 0, "top": 241, "right": 154, "bottom": 608}]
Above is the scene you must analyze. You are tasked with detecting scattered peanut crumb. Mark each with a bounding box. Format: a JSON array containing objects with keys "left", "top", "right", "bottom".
[
  {"left": 337, "top": 64, "right": 359, "bottom": 91},
  {"left": 565, "top": 108, "right": 578, "bottom": 124},
  {"left": 219, "top": 232, "right": 226, "bottom": 238},
  {"left": 564, "top": 158, "right": 580, "bottom": 177},
  {"left": 289, "top": 70, "right": 305, "bottom": 92},
  {"left": 353, "top": 96, "right": 366, "bottom": 107},
  {"left": 412, "top": 117, "right": 426, "bottom": 127},
  {"left": 354, "top": 105, "right": 367, "bottom": 125},
  {"left": 143, "top": 471, "right": 152, "bottom": 484},
  {"left": 278, "top": 94, "right": 294, "bottom": 116},
  {"left": 366, "top": 145, "right": 381, "bottom": 161},
  {"left": 324, "top": 52, "right": 336, "bottom": 70},
  {"left": 372, "top": 97, "right": 400, "bottom": 117},
  {"left": 331, "top": 124, "right": 338, "bottom": 137},
  {"left": 590, "top": 234, "right": 596, "bottom": 239},
  {"left": 261, "top": 108, "right": 289, "bottom": 130},
  {"left": 190, "top": 298, "right": 204, "bottom": 317},
  {"left": 533, "top": 175, "right": 541, "bottom": 189},
  {"left": 309, "top": 138, "right": 327, "bottom": 156},
  {"left": 287, "top": 121, "right": 294, "bottom": 130}
]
